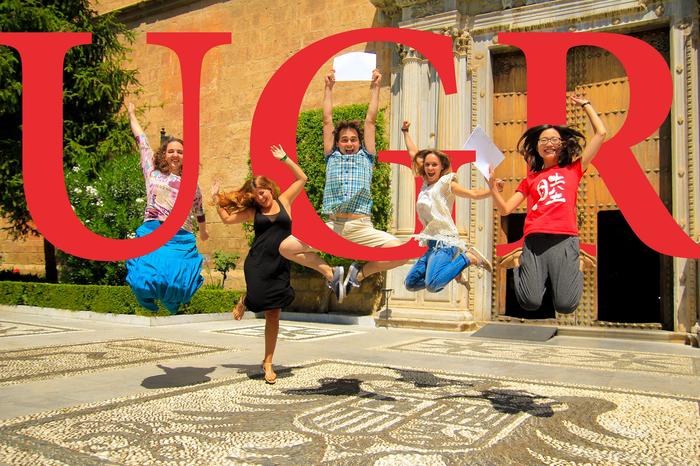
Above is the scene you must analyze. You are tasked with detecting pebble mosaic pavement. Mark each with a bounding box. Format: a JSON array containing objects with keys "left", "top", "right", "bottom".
[
  {"left": 382, "top": 337, "right": 700, "bottom": 377},
  {"left": 0, "top": 339, "right": 230, "bottom": 386},
  {"left": 213, "top": 324, "right": 360, "bottom": 341},
  {"left": 0, "top": 360, "right": 698, "bottom": 465},
  {"left": 0, "top": 321, "right": 81, "bottom": 338}
]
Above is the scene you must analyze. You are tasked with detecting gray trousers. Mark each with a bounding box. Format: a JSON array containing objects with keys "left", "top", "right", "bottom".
[{"left": 514, "top": 234, "right": 583, "bottom": 314}]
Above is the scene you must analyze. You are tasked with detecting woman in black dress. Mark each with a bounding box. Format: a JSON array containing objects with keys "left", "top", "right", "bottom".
[{"left": 211, "top": 145, "right": 338, "bottom": 384}]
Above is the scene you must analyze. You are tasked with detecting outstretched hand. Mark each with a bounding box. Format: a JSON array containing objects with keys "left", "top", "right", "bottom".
[
  {"left": 401, "top": 120, "right": 410, "bottom": 132},
  {"left": 125, "top": 102, "right": 135, "bottom": 115},
  {"left": 270, "top": 144, "right": 287, "bottom": 161},
  {"left": 486, "top": 165, "right": 505, "bottom": 192}
]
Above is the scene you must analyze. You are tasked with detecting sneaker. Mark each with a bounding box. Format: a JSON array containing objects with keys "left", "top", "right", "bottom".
[
  {"left": 343, "top": 262, "right": 362, "bottom": 297},
  {"left": 327, "top": 266, "right": 345, "bottom": 303},
  {"left": 467, "top": 246, "right": 493, "bottom": 274}
]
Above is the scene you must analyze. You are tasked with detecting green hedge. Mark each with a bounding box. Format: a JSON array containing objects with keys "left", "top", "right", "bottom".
[{"left": 0, "top": 281, "right": 241, "bottom": 316}]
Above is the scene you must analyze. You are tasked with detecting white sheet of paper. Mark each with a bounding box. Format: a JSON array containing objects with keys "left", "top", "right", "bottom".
[
  {"left": 463, "top": 125, "right": 505, "bottom": 179},
  {"left": 333, "top": 52, "right": 376, "bottom": 81}
]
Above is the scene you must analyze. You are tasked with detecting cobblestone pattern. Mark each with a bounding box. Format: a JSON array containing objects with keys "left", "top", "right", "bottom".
[
  {"left": 0, "top": 360, "right": 698, "bottom": 465},
  {"left": 382, "top": 338, "right": 700, "bottom": 377},
  {"left": 0, "top": 321, "right": 80, "bottom": 338},
  {"left": 0, "top": 339, "right": 229, "bottom": 386},
  {"left": 213, "top": 324, "right": 360, "bottom": 341}
]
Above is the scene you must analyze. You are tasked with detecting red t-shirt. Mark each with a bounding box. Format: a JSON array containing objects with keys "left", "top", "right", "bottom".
[{"left": 516, "top": 160, "right": 583, "bottom": 237}]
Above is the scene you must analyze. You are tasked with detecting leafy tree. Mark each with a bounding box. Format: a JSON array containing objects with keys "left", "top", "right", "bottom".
[{"left": 0, "top": 0, "right": 140, "bottom": 283}]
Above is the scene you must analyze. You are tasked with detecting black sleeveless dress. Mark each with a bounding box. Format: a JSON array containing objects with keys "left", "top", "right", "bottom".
[{"left": 243, "top": 200, "right": 295, "bottom": 312}]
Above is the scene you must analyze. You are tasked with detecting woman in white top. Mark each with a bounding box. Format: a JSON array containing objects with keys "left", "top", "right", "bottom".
[{"left": 402, "top": 122, "right": 500, "bottom": 292}]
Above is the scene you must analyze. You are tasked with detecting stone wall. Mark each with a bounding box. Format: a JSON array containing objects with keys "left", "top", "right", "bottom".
[
  {"left": 289, "top": 271, "right": 385, "bottom": 315},
  {"left": 2, "top": 0, "right": 392, "bottom": 302}
]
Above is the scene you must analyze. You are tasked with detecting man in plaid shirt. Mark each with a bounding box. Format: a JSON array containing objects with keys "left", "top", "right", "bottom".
[{"left": 279, "top": 69, "right": 406, "bottom": 303}]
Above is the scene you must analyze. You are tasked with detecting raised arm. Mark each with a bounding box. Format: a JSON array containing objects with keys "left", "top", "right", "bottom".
[
  {"left": 273, "top": 145, "right": 308, "bottom": 207},
  {"left": 323, "top": 70, "right": 336, "bottom": 155},
  {"left": 126, "top": 102, "right": 153, "bottom": 178},
  {"left": 126, "top": 102, "right": 144, "bottom": 139},
  {"left": 363, "top": 69, "right": 381, "bottom": 155},
  {"left": 451, "top": 181, "right": 494, "bottom": 200},
  {"left": 487, "top": 167, "right": 525, "bottom": 215},
  {"left": 571, "top": 96, "right": 607, "bottom": 171},
  {"left": 210, "top": 181, "right": 254, "bottom": 225},
  {"left": 401, "top": 121, "right": 418, "bottom": 158}
]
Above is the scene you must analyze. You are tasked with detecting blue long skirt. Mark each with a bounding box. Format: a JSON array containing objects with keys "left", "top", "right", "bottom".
[{"left": 126, "top": 220, "right": 204, "bottom": 314}]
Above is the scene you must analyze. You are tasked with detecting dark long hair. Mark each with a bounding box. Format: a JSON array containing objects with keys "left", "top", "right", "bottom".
[{"left": 517, "top": 124, "right": 585, "bottom": 172}]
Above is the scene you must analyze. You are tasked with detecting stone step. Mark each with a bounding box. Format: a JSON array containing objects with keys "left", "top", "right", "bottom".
[
  {"left": 374, "top": 316, "right": 478, "bottom": 332},
  {"left": 375, "top": 307, "right": 478, "bottom": 332},
  {"left": 376, "top": 307, "right": 473, "bottom": 322}
]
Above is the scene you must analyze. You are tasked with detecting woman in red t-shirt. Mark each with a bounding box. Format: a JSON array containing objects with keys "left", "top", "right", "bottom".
[{"left": 487, "top": 96, "right": 607, "bottom": 313}]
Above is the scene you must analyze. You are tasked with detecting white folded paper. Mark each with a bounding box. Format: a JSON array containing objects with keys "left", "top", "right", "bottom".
[
  {"left": 333, "top": 52, "right": 376, "bottom": 81},
  {"left": 463, "top": 125, "right": 505, "bottom": 179}
]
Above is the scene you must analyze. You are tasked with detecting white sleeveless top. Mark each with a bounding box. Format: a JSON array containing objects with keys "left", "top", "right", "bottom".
[{"left": 413, "top": 173, "right": 467, "bottom": 250}]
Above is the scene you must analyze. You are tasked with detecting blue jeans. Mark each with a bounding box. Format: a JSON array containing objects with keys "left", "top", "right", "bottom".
[{"left": 404, "top": 242, "right": 470, "bottom": 293}]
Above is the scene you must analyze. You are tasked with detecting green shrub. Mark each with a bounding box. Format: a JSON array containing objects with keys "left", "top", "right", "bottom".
[{"left": 0, "top": 281, "right": 241, "bottom": 315}]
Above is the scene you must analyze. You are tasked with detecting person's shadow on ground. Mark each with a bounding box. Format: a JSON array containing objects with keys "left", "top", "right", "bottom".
[{"left": 141, "top": 364, "right": 216, "bottom": 389}]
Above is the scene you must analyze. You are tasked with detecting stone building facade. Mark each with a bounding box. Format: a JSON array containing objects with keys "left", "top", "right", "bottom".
[{"left": 2, "top": 0, "right": 698, "bottom": 335}]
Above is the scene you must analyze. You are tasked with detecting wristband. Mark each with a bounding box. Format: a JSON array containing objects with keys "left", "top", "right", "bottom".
[
  {"left": 581, "top": 102, "right": 591, "bottom": 108},
  {"left": 401, "top": 128, "right": 409, "bottom": 133},
  {"left": 280, "top": 154, "right": 288, "bottom": 161}
]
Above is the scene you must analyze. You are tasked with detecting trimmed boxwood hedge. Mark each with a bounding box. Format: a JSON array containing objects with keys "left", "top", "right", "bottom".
[{"left": 0, "top": 281, "right": 241, "bottom": 316}]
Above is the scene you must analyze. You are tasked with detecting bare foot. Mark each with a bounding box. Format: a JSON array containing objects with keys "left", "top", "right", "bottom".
[{"left": 232, "top": 297, "right": 246, "bottom": 320}]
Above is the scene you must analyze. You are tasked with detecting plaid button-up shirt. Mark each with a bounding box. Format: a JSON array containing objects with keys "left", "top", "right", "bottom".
[{"left": 321, "top": 148, "right": 375, "bottom": 216}]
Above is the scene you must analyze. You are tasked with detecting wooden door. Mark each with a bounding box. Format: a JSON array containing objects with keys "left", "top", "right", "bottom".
[{"left": 490, "top": 28, "right": 672, "bottom": 327}]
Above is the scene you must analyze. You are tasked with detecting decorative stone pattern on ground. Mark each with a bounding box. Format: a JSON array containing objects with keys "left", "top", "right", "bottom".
[
  {"left": 383, "top": 337, "right": 700, "bottom": 377},
  {"left": 0, "top": 321, "right": 80, "bottom": 338},
  {"left": 213, "top": 324, "right": 360, "bottom": 341},
  {"left": 0, "top": 360, "right": 698, "bottom": 465},
  {"left": 0, "top": 339, "right": 228, "bottom": 386}
]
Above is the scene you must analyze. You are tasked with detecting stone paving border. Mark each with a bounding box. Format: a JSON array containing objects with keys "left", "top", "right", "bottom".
[
  {"left": 0, "top": 338, "right": 232, "bottom": 386},
  {"left": 0, "top": 359, "right": 698, "bottom": 465},
  {"left": 379, "top": 337, "right": 700, "bottom": 378},
  {"left": 0, "top": 320, "right": 83, "bottom": 338},
  {"left": 211, "top": 324, "right": 362, "bottom": 341}
]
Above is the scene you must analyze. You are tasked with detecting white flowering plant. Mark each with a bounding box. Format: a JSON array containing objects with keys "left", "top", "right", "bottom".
[{"left": 60, "top": 139, "right": 146, "bottom": 285}]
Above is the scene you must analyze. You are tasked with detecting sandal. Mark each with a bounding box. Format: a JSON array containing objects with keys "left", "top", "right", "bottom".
[
  {"left": 232, "top": 297, "right": 246, "bottom": 321},
  {"left": 467, "top": 246, "right": 493, "bottom": 274},
  {"left": 498, "top": 248, "right": 522, "bottom": 270},
  {"left": 261, "top": 361, "right": 277, "bottom": 384}
]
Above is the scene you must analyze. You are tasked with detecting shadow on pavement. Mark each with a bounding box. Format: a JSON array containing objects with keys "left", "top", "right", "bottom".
[{"left": 141, "top": 364, "right": 216, "bottom": 389}]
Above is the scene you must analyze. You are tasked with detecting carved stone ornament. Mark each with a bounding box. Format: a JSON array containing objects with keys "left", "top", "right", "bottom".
[
  {"left": 654, "top": 3, "right": 664, "bottom": 17},
  {"left": 396, "top": 43, "right": 421, "bottom": 62}
]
